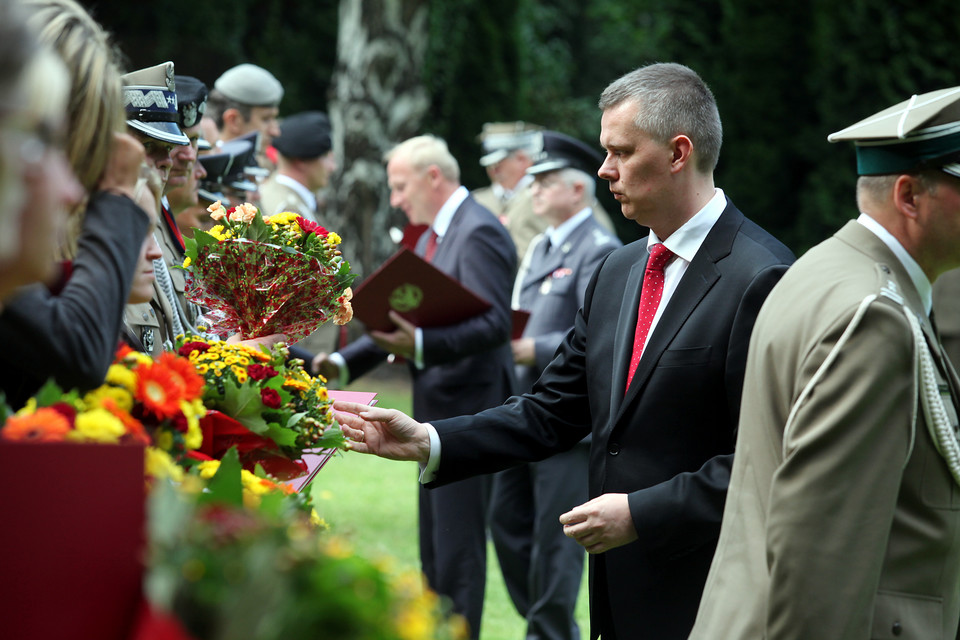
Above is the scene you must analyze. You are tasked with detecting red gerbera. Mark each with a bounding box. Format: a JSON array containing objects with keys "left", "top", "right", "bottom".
[
  {"left": 1, "top": 408, "right": 72, "bottom": 442},
  {"left": 157, "top": 352, "right": 205, "bottom": 399},
  {"left": 296, "top": 216, "right": 328, "bottom": 237},
  {"left": 136, "top": 363, "right": 185, "bottom": 419}
]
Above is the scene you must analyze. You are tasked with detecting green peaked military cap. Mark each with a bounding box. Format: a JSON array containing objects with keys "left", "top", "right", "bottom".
[{"left": 828, "top": 86, "right": 960, "bottom": 178}]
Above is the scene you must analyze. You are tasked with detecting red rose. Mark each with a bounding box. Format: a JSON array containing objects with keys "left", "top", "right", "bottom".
[
  {"left": 260, "top": 388, "right": 282, "bottom": 409},
  {"left": 48, "top": 402, "right": 77, "bottom": 424},
  {"left": 178, "top": 341, "right": 211, "bottom": 357},
  {"left": 248, "top": 364, "right": 278, "bottom": 381},
  {"left": 296, "top": 216, "right": 328, "bottom": 237}
]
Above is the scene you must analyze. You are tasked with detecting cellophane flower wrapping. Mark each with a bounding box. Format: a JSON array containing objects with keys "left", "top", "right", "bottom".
[{"left": 181, "top": 203, "right": 355, "bottom": 342}]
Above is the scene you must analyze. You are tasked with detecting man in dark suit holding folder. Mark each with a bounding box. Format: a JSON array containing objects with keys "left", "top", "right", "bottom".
[{"left": 314, "top": 134, "right": 516, "bottom": 639}]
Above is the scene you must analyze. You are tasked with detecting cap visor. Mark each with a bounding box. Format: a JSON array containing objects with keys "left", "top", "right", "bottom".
[
  {"left": 527, "top": 159, "right": 569, "bottom": 175},
  {"left": 479, "top": 149, "right": 509, "bottom": 167},
  {"left": 127, "top": 120, "right": 190, "bottom": 146}
]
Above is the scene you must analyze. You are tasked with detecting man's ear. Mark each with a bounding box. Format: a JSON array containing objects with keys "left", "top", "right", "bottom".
[
  {"left": 893, "top": 174, "right": 923, "bottom": 220},
  {"left": 669, "top": 134, "right": 694, "bottom": 174},
  {"left": 221, "top": 108, "right": 244, "bottom": 136}
]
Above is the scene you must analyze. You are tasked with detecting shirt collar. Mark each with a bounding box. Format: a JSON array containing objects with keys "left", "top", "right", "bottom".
[
  {"left": 857, "top": 212, "right": 933, "bottom": 315},
  {"left": 647, "top": 188, "right": 726, "bottom": 262},
  {"left": 274, "top": 174, "right": 318, "bottom": 213},
  {"left": 546, "top": 207, "right": 593, "bottom": 248},
  {"left": 432, "top": 186, "right": 469, "bottom": 238}
]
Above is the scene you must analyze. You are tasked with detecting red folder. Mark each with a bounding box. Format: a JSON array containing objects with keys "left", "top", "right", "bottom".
[
  {"left": 512, "top": 309, "right": 531, "bottom": 340},
  {"left": 0, "top": 442, "right": 146, "bottom": 640},
  {"left": 351, "top": 248, "right": 492, "bottom": 332}
]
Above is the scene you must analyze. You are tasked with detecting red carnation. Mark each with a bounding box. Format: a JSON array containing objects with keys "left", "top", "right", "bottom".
[
  {"left": 260, "top": 388, "right": 282, "bottom": 409},
  {"left": 178, "top": 341, "right": 211, "bottom": 357},
  {"left": 296, "top": 216, "right": 328, "bottom": 237},
  {"left": 248, "top": 364, "right": 278, "bottom": 381},
  {"left": 48, "top": 402, "right": 77, "bottom": 424}
]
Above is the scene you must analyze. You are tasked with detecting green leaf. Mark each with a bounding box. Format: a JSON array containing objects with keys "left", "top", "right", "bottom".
[
  {"left": 221, "top": 379, "right": 272, "bottom": 435},
  {"left": 34, "top": 379, "right": 66, "bottom": 407},
  {"left": 198, "top": 447, "right": 244, "bottom": 507},
  {"left": 246, "top": 211, "right": 274, "bottom": 242},
  {"left": 263, "top": 423, "right": 298, "bottom": 447}
]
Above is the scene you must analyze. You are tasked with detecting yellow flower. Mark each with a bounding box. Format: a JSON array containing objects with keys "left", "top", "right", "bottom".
[
  {"left": 264, "top": 211, "right": 299, "bottom": 226},
  {"left": 155, "top": 430, "right": 174, "bottom": 451},
  {"left": 196, "top": 459, "right": 221, "bottom": 479},
  {"left": 145, "top": 447, "right": 184, "bottom": 482},
  {"left": 106, "top": 364, "right": 137, "bottom": 393},
  {"left": 182, "top": 256, "right": 192, "bottom": 268},
  {"left": 223, "top": 355, "right": 239, "bottom": 365},
  {"left": 69, "top": 408, "right": 126, "bottom": 443},
  {"left": 283, "top": 378, "right": 310, "bottom": 392},
  {"left": 208, "top": 225, "right": 227, "bottom": 241},
  {"left": 309, "top": 510, "right": 328, "bottom": 530},
  {"left": 179, "top": 399, "right": 205, "bottom": 450},
  {"left": 83, "top": 385, "right": 134, "bottom": 413},
  {"left": 231, "top": 366, "right": 248, "bottom": 384},
  {"left": 15, "top": 398, "right": 37, "bottom": 416},
  {"left": 196, "top": 364, "right": 209, "bottom": 374},
  {"left": 325, "top": 232, "right": 342, "bottom": 245}
]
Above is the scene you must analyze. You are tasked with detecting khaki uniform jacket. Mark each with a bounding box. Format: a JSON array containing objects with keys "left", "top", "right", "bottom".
[
  {"left": 691, "top": 221, "right": 960, "bottom": 640},
  {"left": 933, "top": 268, "right": 960, "bottom": 366},
  {"left": 259, "top": 174, "right": 327, "bottom": 225}
]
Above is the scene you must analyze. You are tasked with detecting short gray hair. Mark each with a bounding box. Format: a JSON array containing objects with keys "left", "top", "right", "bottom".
[
  {"left": 556, "top": 167, "right": 595, "bottom": 203},
  {"left": 599, "top": 62, "right": 722, "bottom": 173},
  {"left": 385, "top": 134, "right": 460, "bottom": 183}
]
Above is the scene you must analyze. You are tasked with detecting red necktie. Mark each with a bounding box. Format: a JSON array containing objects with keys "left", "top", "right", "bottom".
[
  {"left": 626, "top": 243, "right": 674, "bottom": 391},
  {"left": 424, "top": 229, "right": 439, "bottom": 262}
]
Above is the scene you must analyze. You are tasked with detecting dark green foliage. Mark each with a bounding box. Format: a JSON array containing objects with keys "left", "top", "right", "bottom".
[{"left": 85, "top": 0, "right": 960, "bottom": 253}]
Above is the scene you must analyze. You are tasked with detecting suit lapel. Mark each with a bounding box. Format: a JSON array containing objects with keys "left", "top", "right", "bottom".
[{"left": 614, "top": 204, "right": 742, "bottom": 422}]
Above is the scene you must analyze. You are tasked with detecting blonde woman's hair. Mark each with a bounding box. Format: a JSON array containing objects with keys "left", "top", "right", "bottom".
[{"left": 25, "top": 0, "right": 125, "bottom": 196}]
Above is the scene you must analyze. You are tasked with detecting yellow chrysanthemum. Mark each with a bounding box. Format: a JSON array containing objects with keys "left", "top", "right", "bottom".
[
  {"left": 179, "top": 399, "right": 204, "bottom": 450},
  {"left": 325, "top": 232, "right": 342, "bottom": 245},
  {"left": 127, "top": 351, "right": 153, "bottom": 367},
  {"left": 14, "top": 398, "right": 37, "bottom": 416},
  {"left": 155, "top": 430, "right": 174, "bottom": 452},
  {"left": 264, "top": 211, "right": 299, "bottom": 226},
  {"left": 232, "top": 367, "right": 248, "bottom": 384},
  {"left": 182, "top": 256, "right": 192, "bottom": 268},
  {"left": 196, "top": 364, "right": 209, "bottom": 374},
  {"left": 283, "top": 378, "right": 310, "bottom": 392},
  {"left": 84, "top": 385, "right": 134, "bottom": 413},
  {"left": 224, "top": 355, "right": 239, "bottom": 365},
  {"left": 208, "top": 224, "right": 227, "bottom": 240},
  {"left": 145, "top": 447, "right": 184, "bottom": 482},
  {"left": 106, "top": 364, "right": 138, "bottom": 394},
  {"left": 309, "top": 510, "right": 328, "bottom": 530},
  {"left": 67, "top": 408, "right": 126, "bottom": 443},
  {"left": 195, "top": 460, "right": 221, "bottom": 479}
]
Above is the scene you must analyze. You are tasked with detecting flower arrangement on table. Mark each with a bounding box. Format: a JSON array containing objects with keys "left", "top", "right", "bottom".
[
  {"left": 0, "top": 344, "right": 206, "bottom": 482},
  {"left": 177, "top": 334, "right": 346, "bottom": 481},
  {"left": 180, "top": 202, "right": 356, "bottom": 342},
  {"left": 141, "top": 449, "right": 468, "bottom": 640}
]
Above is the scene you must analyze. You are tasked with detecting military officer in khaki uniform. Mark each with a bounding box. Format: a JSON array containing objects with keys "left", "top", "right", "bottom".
[
  {"left": 259, "top": 111, "right": 336, "bottom": 224},
  {"left": 474, "top": 122, "right": 616, "bottom": 260},
  {"left": 692, "top": 87, "right": 960, "bottom": 639}
]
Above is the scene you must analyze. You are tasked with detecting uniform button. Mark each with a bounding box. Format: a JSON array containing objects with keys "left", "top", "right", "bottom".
[
  {"left": 891, "top": 621, "right": 902, "bottom": 636},
  {"left": 608, "top": 443, "right": 620, "bottom": 456}
]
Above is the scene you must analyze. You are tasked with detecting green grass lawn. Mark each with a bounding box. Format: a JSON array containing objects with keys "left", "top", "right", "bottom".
[{"left": 312, "top": 369, "right": 590, "bottom": 639}]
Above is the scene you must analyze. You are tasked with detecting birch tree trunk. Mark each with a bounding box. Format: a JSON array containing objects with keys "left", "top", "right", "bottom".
[{"left": 328, "top": 0, "right": 430, "bottom": 278}]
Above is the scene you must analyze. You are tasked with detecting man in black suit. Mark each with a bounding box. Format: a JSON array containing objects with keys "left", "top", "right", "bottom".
[
  {"left": 314, "top": 135, "right": 517, "bottom": 640},
  {"left": 334, "top": 63, "right": 794, "bottom": 639}
]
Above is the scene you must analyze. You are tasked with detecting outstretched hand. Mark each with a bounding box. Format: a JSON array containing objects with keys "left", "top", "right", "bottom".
[
  {"left": 560, "top": 493, "right": 638, "bottom": 554},
  {"left": 333, "top": 400, "right": 431, "bottom": 464}
]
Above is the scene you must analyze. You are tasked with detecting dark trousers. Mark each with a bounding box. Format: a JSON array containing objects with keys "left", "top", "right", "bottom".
[
  {"left": 419, "top": 474, "right": 491, "bottom": 640},
  {"left": 490, "top": 443, "right": 589, "bottom": 640}
]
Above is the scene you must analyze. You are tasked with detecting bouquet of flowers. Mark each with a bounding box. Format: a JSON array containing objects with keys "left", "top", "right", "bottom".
[
  {"left": 181, "top": 202, "right": 356, "bottom": 342},
  {"left": 177, "top": 334, "right": 346, "bottom": 480},
  {"left": 142, "top": 449, "right": 468, "bottom": 640},
  {"left": 0, "top": 344, "right": 206, "bottom": 482}
]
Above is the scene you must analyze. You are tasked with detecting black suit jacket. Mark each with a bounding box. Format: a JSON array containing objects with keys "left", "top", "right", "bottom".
[
  {"left": 340, "top": 193, "right": 517, "bottom": 421},
  {"left": 430, "top": 199, "right": 795, "bottom": 639}
]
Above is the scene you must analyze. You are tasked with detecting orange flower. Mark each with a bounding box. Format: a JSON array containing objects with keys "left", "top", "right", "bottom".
[
  {"left": 101, "top": 398, "right": 149, "bottom": 445},
  {"left": 1, "top": 408, "right": 72, "bottom": 442},
  {"left": 157, "top": 352, "right": 205, "bottom": 399},
  {"left": 136, "top": 362, "right": 186, "bottom": 419}
]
